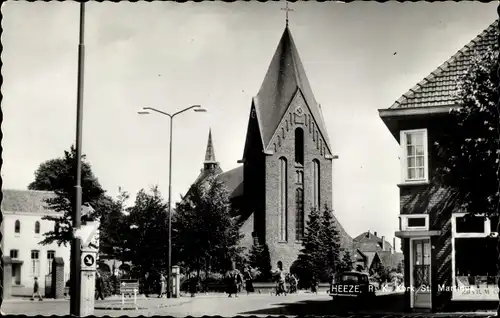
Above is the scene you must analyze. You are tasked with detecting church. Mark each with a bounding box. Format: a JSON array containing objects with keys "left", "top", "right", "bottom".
[{"left": 188, "top": 25, "right": 352, "bottom": 272}]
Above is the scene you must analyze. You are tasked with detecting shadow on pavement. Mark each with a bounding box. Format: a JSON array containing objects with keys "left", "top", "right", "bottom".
[{"left": 239, "top": 293, "right": 407, "bottom": 316}]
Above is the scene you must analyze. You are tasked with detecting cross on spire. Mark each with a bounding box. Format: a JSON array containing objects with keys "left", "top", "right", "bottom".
[{"left": 281, "top": 1, "right": 294, "bottom": 28}]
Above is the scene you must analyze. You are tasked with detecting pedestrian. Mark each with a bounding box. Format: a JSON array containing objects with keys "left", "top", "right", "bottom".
[
  {"left": 225, "top": 262, "right": 239, "bottom": 298},
  {"left": 159, "top": 273, "right": 166, "bottom": 298},
  {"left": 244, "top": 267, "right": 254, "bottom": 295},
  {"left": 274, "top": 261, "right": 286, "bottom": 296},
  {"left": 95, "top": 272, "right": 105, "bottom": 300},
  {"left": 31, "top": 277, "right": 43, "bottom": 301},
  {"left": 189, "top": 273, "right": 198, "bottom": 297},
  {"left": 144, "top": 272, "right": 150, "bottom": 298}
]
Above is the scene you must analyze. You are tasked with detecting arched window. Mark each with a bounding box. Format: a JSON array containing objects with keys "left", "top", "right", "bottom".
[
  {"left": 295, "top": 188, "right": 305, "bottom": 240},
  {"left": 282, "top": 127, "right": 285, "bottom": 139},
  {"left": 279, "top": 157, "right": 288, "bottom": 241},
  {"left": 312, "top": 159, "right": 321, "bottom": 210},
  {"left": 15, "top": 220, "right": 20, "bottom": 233},
  {"left": 295, "top": 128, "right": 304, "bottom": 165},
  {"left": 47, "top": 250, "right": 55, "bottom": 274},
  {"left": 278, "top": 135, "right": 281, "bottom": 147},
  {"left": 290, "top": 113, "right": 293, "bottom": 125},
  {"left": 286, "top": 120, "right": 289, "bottom": 131},
  {"left": 35, "top": 221, "right": 40, "bottom": 234}
]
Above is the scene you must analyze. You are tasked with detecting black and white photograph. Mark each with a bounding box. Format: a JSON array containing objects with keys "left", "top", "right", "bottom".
[{"left": 1, "top": 1, "right": 499, "bottom": 316}]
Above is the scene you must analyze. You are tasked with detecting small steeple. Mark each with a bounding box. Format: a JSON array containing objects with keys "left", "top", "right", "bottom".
[{"left": 203, "top": 128, "right": 219, "bottom": 171}]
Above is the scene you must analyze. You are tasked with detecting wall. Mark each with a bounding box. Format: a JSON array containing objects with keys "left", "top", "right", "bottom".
[
  {"left": 2, "top": 213, "right": 71, "bottom": 296},
  {"left": 396, "top": 114, "right": 459, "bottom": 311},
  {"left": 264, "top": 90, "right": 333, "bottom": 271}
]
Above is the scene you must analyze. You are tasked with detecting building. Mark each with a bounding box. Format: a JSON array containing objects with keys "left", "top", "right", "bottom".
[
  {"left": 1, "top": 189, "right": 71, "bottom": 296},
  {"left": 352, "top": 231, "right": 404, "bottom": 274},
  {"left": 184, "top": 25, "right": 353, "bottom": 271},
  {"left": 378, "top": 20, "right": 498, "bottom": 311}
]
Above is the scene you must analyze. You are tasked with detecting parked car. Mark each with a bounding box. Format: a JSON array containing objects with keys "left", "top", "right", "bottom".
[{"left": 330, "top": 271, "right": 376, "bottom": 301}]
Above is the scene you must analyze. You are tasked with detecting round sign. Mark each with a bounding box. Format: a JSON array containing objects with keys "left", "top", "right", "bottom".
[{"left": 83, "top": 254, "right": 95, "bottom": 267}]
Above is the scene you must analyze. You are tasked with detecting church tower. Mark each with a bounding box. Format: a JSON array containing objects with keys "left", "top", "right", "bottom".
[
  {"left": 240, "top": 26, "right": 335, "bottom": 270},
  {"left": 195, "top": 129, "right": 222, "bottom": 183}
]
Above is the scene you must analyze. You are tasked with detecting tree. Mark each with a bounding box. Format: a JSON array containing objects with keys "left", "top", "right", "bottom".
[
  {"left": 98, "top": 188, "right": 129, "bottom": 260},
  {"left": 248, "top": 243, "right": 272, "bottom": 282},
  {"left": 29, "top": 146, "right": 106, "bottom": 246},
  {"left": 433, "top": 26, "right": 500, "bottom": 313},
  {"left": 339, "top": 250, "right": 354, "bottom": 273},
  {"left": 173, "top": 176, "right": 244, "bottom": 279},
  {"left": 296, "top": 208, "right": 323, "bottom": 288},
  {"left": 319, "top": 205, "right": 342, "bottom": 281},
  {"left": 124, "top": 186, "right": 169, "bottom": 275}
]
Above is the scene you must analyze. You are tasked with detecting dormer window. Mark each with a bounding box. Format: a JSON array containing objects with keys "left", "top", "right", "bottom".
[{"left": 400, "top": 129, "right": 429, "bottom": 183}]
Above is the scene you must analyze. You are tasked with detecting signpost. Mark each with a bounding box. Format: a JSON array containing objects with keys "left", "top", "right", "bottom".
[
  {"left": 120, "top": 279, "right": 139, "bottom": 309},
  {"left": 79, "top": 248, "right": 97, "bottom": 316}
]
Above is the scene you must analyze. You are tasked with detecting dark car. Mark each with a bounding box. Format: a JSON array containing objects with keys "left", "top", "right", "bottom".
[{"left": 330, "top": 271, "right": 376, "bottom": 301}]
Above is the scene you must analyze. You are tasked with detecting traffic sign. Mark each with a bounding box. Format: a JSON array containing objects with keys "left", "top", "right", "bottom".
[{"left": 81, "top": 251, "right": 97, "bottom": 271}]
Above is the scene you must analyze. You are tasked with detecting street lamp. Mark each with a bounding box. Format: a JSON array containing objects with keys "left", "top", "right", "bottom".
[{"left": 138, "top": 104, "right": 206, "bottom": 298}]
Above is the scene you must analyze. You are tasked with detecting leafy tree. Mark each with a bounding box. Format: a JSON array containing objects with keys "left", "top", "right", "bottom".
[
  {"left": 434, "top": 36, "right": 499, "bottom": 217},
  {"left": 98, "top": 188, "right": 129, "bottom": 260},
  {"left": 319, "top": 205, "right": 342, "bottom": 281},
  {"left": 29, "top": 146, "right": 106, "bottom": 246},
  {"left": 296, "top": 208, "right": 323, "bottom": 288},
  {"left": 173, "top": 176, "right": 244, "bottom": 279},
  {"left": 248, "top": 243, "right": 272, "bottom": 282},
  {"left": 125, "top": 186, "right": 169, "bottom": 275},
  {"left": 433, "top": 26, "right": 500, "bottom": 313},
  {"left": 339, "top": 250, "right": 354, "bottom": 273}
]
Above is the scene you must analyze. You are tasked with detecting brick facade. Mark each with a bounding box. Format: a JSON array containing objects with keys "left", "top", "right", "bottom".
[
  {"left": 261, "top": 91, "right": 332, "bottom": 271},
  {"left": 3, "top": 256, "right": 13, "bottom": 299},
  {"left": 52, "top": 257, "right": 65, "bottom": 299}
]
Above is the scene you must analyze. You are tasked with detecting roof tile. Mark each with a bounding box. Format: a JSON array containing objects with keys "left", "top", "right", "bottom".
[
  {"left": 390, "top": 20, "right": 498, "bottom": 109},
  {"left": 1, "top": 189, "right": 56, "bottom": 213}
]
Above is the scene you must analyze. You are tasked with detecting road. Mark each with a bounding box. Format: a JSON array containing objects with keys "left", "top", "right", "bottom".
[
  {"left": 2, "top": 292, "right": 494, "bottom": 317},
  {"left": 2, "top": 292, "right": 407, "bottom": 316}
]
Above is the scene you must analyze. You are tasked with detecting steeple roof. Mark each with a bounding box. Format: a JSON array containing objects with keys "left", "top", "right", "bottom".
[
  {"left": 204, "top": 128, "right": 217, "bottom": 164},
  {"left": 253, "top": 26, "right": 331, "bottom": 151}
]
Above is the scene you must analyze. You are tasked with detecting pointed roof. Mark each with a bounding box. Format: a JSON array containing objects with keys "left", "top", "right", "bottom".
[
  {"left": 253, "top": 26, "right": 331, "bottom": 151},
  {"left": 204, "top": 128, "right": 217, "bottom": 164},
  {"left": 390, "top": 20, "right": 498, "bottom": 109}
]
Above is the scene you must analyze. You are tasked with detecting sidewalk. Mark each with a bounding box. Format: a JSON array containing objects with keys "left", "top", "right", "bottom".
[{"left": 94, "top": 296, "right": 194, "bottom": 310}]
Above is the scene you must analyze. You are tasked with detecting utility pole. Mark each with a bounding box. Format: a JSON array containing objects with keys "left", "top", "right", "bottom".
[{"left": 70, "top": 1, "right": 86, "bottom": 316}]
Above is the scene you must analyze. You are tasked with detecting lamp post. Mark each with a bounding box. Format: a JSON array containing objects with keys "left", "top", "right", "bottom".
[
  {"left": 70, "top": 1, "right": 86, "bottom": 316},
  {"left": 138, "top": 104, "right": 206, "bottom": 298}
]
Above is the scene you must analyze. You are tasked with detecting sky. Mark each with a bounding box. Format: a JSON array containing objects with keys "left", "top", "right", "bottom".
[{"left": 1, "top": 1, "right": 497, "bottom": 250}]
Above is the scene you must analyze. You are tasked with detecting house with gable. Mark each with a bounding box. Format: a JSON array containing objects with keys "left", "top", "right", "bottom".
[
  {"left": 352, "top": 231, "right": 404, "bottom": 274},
  {"left": 378, "top": 20, "right": 498, "bottom": 312}
]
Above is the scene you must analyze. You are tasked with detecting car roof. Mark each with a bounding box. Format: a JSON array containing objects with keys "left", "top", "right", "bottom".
[{"left": 341, "top": 271, "right": 368, "bottom": 276}]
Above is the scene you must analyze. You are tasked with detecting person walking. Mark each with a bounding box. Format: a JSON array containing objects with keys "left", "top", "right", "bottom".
[
  {"left": 30, "top": 277, "right": 43, "bottom": 301},
  {"left": 144, "top": 272, "right": 150, "bottom": 298},
  {"left": 225, "top": 262, "right": 239, "bottom": 298},
  {"left": 244, "top": 267, "right": 254, "bottom": 295},
  {"left": 274, "top": 261, "right": 286, "bottom": 296},
  {"left": 159, "top": 273, "right": 166, "bottom": 298},
  {"left": 95, "top": 272, "right": 105, "bottom": 300},
  {"left": 189, "top": 273, "right": 198, "bottom": 297}
]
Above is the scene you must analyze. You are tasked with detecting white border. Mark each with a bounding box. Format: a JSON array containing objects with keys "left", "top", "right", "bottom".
[
  {"left": 400, "top": 214, "right": 429, "bottom": 231},
  {"left": 451, "top": 213, "right": 496, "bottom": 301},
  {"left": 400, "top": 129, "right": 429, "bottom": 184}
]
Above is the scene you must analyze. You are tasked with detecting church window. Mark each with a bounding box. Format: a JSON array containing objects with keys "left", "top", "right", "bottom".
[
  {"left": 295, "top": 128, "right": 304, "bottom": 165},
  {"left": 274, "top": 143, "right": 277, "bottom": 152},
  {"left": 319, "top": 139, "right": 322, "bottom": 153},
  {"left": 286, "top": 120, "right": 289, "bottom": 131},
  {"left": 305, "top": 114, "right": 308, "bottom": 126},
  {"left": 316, "top": 132, "right": 320, "bottom": 148},
  {"left": 278, "top": 135, "right": 281, "bottom": 147},
  {"left": 312, "top": 159, "right": 320, "bottom": 210},
  {"left": 295, "top": 188, "right": 305, "bottom": 240},
  {"left": 282, "top": 127, "right": 285, "bottom": 139},
  {"left": 309, "top": 118, "right": 312, "bottom": 132},
  {"left": 279, "top": 157, "right": 288, "bottom": 241},
  {"left": 290, "top": 113, "right": 293, "bottom": 126},
  {"left": 312, "top": 129, "right": 315, "bottom": 141},
  {"left": 296, "top": 170, "right": 303, "bottom": 184}
]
